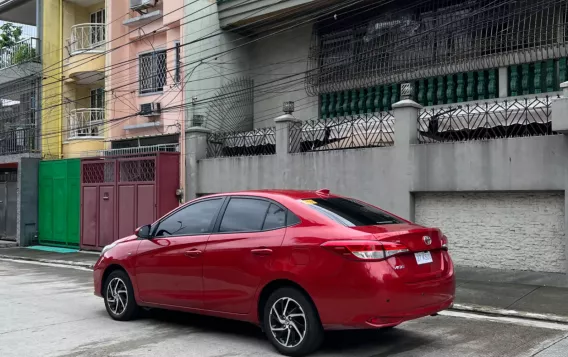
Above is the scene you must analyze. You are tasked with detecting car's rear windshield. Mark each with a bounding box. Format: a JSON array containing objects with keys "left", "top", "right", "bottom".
[{"left": 301, "top": 197, "right": 402, "bottom": 227}]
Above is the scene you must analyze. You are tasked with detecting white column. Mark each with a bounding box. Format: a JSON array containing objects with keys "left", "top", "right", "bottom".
[
  {"left": 185, "top": 126, "right": 211, "bottom": 201},
  {"left": 391, "top": 84, "right": 423, "bottom": 221}
]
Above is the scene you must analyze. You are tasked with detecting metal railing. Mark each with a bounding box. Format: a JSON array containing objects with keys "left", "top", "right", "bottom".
[
  {"left": 72, "top": 144, "right": 180, "bottom": 158},
  {"left": 0, "top": 127, "right": 38, "bottom": 155},
  {"left": 69, "top": 23, "right": 105, "bottom": 54},
  {"left": 206, "top": 128, "right": 276, "bottom": 158},
  {"left": 0, "top": 37, "right": 40, "bottom": 70},
  {"left": 417, "top": 95, "right": 559, "bottom": 143},
  {"left": 68, "top": 108, "right": 104, "bottom": 139},
  {"left": 290, "top": 112, "right": 395, "bottom": 152}
]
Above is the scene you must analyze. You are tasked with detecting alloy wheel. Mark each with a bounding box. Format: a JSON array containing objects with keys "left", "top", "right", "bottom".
[
  {"left": 269, "top": 297, "right": 307, "bottom": 348},
  {"left": 106, "top": 277, "right": 129, "bottom": 316}
]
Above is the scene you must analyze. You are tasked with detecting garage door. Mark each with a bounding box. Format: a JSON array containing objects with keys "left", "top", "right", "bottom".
[{"left": 414, "top": 192, "right": 565, "bottom": 273}]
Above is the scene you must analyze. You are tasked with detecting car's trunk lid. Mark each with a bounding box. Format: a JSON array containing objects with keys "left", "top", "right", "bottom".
[{"left": 350, "top": 224, "right": 448, "bottom": 283}]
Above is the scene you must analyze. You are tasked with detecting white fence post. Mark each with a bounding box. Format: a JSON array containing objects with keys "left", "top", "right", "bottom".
[
  {"left": 391, "top": 83, "right": 423, "bottom": 221},
  {"left": 185, "top": 126, "right": 211, "bottom": 200}
]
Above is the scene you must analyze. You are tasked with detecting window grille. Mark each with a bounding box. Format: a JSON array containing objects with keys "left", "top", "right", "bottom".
[{"left": 139, "top": 50, "right": 167, "bottom": 94}]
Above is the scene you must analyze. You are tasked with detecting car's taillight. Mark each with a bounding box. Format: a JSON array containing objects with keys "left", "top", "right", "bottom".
[
  {"left": 441, "top": 235, "right": 448, "bottom": 250},
  {"left": 321, "top": 240, "right": 409, "bottom": 261}
]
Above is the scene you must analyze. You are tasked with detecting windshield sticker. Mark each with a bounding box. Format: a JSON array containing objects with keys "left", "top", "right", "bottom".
[{"left": 302, "top": 199, "right": 317, "bottom": 205}]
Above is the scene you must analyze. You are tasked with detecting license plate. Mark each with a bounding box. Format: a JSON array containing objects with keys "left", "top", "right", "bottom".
[{"left": 415, "top": 251, "right": 433, "bottom": 265}]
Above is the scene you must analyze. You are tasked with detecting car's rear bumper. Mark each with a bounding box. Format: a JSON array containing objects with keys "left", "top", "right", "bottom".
[{"left": 312, "top": 252, "right": 456, "bottom": 330}]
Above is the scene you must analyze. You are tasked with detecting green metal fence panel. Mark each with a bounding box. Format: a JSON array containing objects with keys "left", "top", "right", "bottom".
[{"left": 38, "top": 159, "right": 81, "bottom": 247}]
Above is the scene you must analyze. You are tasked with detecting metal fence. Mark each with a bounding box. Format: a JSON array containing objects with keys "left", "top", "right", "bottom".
[
  {"left": 307, "top": 0, "right": 568, "bottom": 95},
  {"left": 0, "top": 37, "right": 40, "bottom": 70},
  {"left": 70, "top": 144, "right": 179, "bottom": 158},
  {"left": 290, "top": 112, "right": 395, "bottom": 152},
  {"left": 206, "top": 128, "right": 276, "bottom": 158},
  {"left": 69, "top": 23, "right": 105, "bottom": 54},
  {"left": 0, "top": 127, "right": 38, "bottom": 155},
  {"left": 417, "top": 95, "right": 558, "bottom": 143}
]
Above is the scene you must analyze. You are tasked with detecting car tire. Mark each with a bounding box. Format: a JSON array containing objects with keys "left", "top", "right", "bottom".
[
  {"left": 103, "top": 270, "right": 139, "bottom": 321},
  {"left": 263, "top": 287, "right": 324, "bottom": 357}
]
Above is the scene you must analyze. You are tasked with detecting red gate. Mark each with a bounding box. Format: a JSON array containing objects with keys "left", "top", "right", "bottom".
[{"left": 80, "top": 152, "right": 180, "bottom": 250}]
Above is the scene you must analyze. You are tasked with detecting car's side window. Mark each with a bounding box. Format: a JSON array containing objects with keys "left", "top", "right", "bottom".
[
  {"left": 262, "top": 204, "right": 286, "bottom": 230},
  {"left": 219, "top": 198, "right": 270, "bottom": 233},
  {"left": 154, "top": 198, "right": 223, "bottom": 237}
]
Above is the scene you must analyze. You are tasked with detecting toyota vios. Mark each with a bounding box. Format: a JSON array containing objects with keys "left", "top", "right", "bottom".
[{"left": 94, "top": 189, "right": 455, "bottom": 356}]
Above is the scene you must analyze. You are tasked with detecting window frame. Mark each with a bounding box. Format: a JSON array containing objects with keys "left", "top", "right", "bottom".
[
  {"left": 211, "top": 196, "right": 300, "bottom": 235},
  {"left": 138, "top": 49, "right": 167, "bottom": 95},
  {"left": 174, "top": 41, "right": 181, "bottom": 84},
  {"left": 150, "top": 196, "right": 227, "bottom": 238}
]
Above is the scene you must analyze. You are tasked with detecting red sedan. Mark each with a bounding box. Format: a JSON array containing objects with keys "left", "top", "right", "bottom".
[{"left": 93, "top": 189, "right": 455, "bottom": 356}]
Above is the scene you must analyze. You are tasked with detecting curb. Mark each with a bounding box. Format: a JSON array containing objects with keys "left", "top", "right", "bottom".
[
  {"left": 0, "top": 255, "right": 95, "bottom": 269},
  {"left": 450, "top": 303, "right": 568, "bottom": 324}
]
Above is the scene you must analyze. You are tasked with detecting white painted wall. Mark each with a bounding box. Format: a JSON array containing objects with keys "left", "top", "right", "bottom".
[{"left": 415, "top": 192, "right": 566, "bottom": 273}]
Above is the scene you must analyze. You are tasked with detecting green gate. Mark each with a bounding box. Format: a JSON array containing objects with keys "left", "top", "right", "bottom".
[{"left": 38, "top": 159, "right": 81, "bottom": 247}]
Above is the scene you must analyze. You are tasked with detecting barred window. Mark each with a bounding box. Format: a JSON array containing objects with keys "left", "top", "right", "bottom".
[{"left": 139, "top": 50, "right": 167, "bottom": 94}]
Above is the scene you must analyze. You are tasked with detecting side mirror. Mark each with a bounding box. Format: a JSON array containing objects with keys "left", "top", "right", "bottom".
[{"left": 135, "top": 224, "right": 152, "bottom": 239}]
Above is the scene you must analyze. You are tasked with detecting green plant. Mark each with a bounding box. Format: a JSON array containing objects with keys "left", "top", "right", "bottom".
[
  {"left": 0, "top": 23, "right": 22, "bottom": 49},
  {"left": 13, "top": 44, "right": 36, "bottom": 64}
]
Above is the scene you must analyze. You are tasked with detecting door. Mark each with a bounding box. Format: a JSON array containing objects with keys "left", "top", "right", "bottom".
[
  {"left": 89, "top": 88, "right": 104, "bottom": 136},
  {"left": 0, "top": 182, "right": 5, "bottom": 238},
  {"left": 99, "top": 186, "right": 115, "bottom": 247},
  {"left": 203, "top": 198, "right": 287, "bottom": 314},
  {"left": 5, "top": 181, "right": 17, "bottom": 240},
  {"left": 90, "top": 9, "right": 105, "bottom": 46},
  {"left": 135, "top": 197, "right": 225, "bottom": 308}
]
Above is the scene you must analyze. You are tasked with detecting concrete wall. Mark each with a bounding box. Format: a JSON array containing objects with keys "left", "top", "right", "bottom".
[
  {"left": 249, "top": 24, "right": 318, "bottom": 128},
  {"left": 411, "top": 137, "right": 568, "bottom": 192},
  {"left": 195, "top": 135, "right": 568, "bottom": 273},
  {"left": 198, "top": 135, "right": 568, "bottom": 212},
  {"left": 184, "top": 0, "right": 251, "bottom": 131},
  {"left": 415, "top": 192, "right": 566, "bottom": 273}
]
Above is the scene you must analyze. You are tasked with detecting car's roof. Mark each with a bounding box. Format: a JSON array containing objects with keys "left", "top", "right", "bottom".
[{"left": 202, "top": 189, "right": 336, "bottom": 201}]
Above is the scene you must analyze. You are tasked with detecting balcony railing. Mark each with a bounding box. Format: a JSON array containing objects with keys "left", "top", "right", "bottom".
[
  {"left": 68, "top": 108, "right": 104, "bottom": 139},
  {"left": 0, "top": 126, "right": 38, "bottom": 155},
  {"left": 69, "top": 24, "right": 105, "bottom": 55},
  {"left": 0, "top": 38, "right": 40, "bottom": 70}
]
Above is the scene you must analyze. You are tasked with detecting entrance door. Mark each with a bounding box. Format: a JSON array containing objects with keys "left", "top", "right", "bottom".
[
  {"left": 0, "top": 182, "right": 5, "bottom": 238},
  {"left": 5, "top": 181, "right": 17, "bottom": 240},
  {"left": 0, "top": 172, "right": 17, "bottom": 241}
]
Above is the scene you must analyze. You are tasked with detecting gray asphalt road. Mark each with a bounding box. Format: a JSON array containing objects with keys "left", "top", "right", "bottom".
[{"left": 1, "top": 259, "right": 567, "bottom": 357}]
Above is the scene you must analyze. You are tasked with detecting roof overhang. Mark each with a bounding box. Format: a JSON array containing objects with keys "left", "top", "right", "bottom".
[{"left": 0, "top": 0, "right": 36, "bottom": 26}]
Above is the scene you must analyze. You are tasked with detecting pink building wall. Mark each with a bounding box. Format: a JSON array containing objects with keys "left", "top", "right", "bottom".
[{"left": 107, "top": 0, "right": 185, "bottom": 143}]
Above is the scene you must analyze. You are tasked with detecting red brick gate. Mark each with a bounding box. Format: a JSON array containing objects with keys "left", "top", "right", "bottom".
[{"left": 80, "top": 152, "right": 179, "bottom": 250}]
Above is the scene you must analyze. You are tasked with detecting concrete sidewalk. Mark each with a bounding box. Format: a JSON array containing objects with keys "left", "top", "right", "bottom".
[{"left": 1, "top": 247, "right": 567, "bottom": 323}]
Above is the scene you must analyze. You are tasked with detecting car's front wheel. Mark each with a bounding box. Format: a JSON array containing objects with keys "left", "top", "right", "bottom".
[
  {"left": 263, "top": 287, "right": 324, "bottom": 357},
  {"left": 103, "top": 270, "right": 139, "bottom": 321}
]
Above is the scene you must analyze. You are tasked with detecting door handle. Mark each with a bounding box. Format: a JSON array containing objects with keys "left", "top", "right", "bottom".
[
  {"left": 251, "top": 248, "right": 273, "bottom": 256},
  {"left": 184, "top": 249, "right": 203, "bottom": 258}
]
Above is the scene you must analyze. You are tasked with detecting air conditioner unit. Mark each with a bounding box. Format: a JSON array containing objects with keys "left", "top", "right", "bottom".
[
  {"left": 140, "top": 102, "right": 161, "bottom": 117},
  {"left": 130, "top": 0, "right": 157, "bottom": 11}
]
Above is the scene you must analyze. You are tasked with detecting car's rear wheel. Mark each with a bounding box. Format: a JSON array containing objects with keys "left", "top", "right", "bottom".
[
  {"left": 263, "top": 287, "right": 323, "bottom": 357},
  {"left": 103, "top": 270, "right": 139, "bottom": 321}
]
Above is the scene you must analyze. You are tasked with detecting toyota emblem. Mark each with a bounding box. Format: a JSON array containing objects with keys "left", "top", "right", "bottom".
[{"left": 423, "top": 236, "right": 432, "bottom": 245}]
